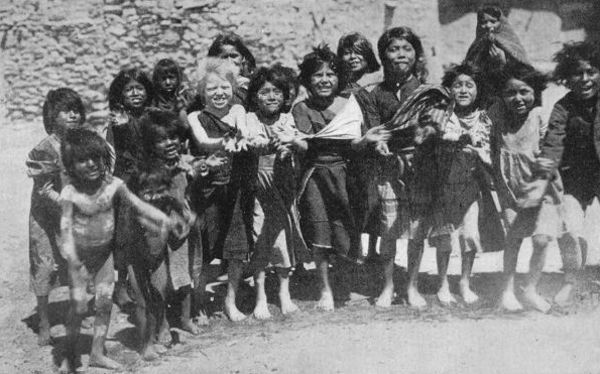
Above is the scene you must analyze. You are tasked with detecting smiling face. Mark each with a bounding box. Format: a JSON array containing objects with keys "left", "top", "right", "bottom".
[
  {"left": 73, "top": 155, "right": 103, "bottom": 184},
  {"left": 451, "top": 74, "right": 478, "bottom": 110},
  {"left": 256, "top": 81, "right": 284, "bottom": 117},
  {"left": 154, "top": 133, "right": 181, "bottom": 161},
  {"left": 309, "top": 63, "right": 339, "bottom": 100},
  {"left": 566, "top": 60, "right": 600, "bottom": 101},
  {"left": 122, "top": 80, "right": 147, "bottom": 110},
  {"left": 203, "top": 73, "right": 233, "bottom": 111},
  {"left": 54, "top": 109, "right": 82, "bottom": 136},
  {"left": 341, "top": 48, "right": 367, "bottom": 74},
  {"left": 502, "top": 78, "right": 535, "bottom": 117},
  {"left": 383, "top": 38, "right": 416, "bottom": 79},
  {"left": 158, "top": 72, "right": 179, "bottom": 94}
]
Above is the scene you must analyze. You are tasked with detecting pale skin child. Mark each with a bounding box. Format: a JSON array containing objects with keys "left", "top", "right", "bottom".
[
  {"left": 187, "top": 58, "right": 249, "bottom": 322},
  {"left": 58, "top": 128, "right": 173, "bottom": 372},
  {"left": 27, "top": 88, "right": 86, "bottom": 346}
]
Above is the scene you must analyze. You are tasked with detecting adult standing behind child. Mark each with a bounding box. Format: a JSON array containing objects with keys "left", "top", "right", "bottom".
[{"left": 27, "top": 88, "right": 86, "bottom": 346}]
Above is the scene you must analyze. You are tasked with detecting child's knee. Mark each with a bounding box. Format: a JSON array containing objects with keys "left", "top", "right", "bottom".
[
  {"left": 95, "top": 282, "right": 115, "bottom": 314},
  {"left": 532, "top": 234, "right": 551, "bottom": 249}
]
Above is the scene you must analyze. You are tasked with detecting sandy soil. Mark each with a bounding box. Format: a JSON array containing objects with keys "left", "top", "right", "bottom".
[{"left": 2, "top": 122, "right": 600, "bottom": 374}]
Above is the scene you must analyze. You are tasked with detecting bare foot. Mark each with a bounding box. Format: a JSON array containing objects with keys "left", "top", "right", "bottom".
[
  {"left": 157, "top": 324, "right": 171, "bottom": 346},
  {"left": 407, "top": 287, "right": 427, "bottom": 309},
  {"left": 180, "top": 318, "right": 200, "bottom": 335},
  {"left": 253, "top": 300, "right": 272, "bottom": 320},
  {"left": 554, "top": 283, "right": 574, "bottom": 307},
  {"left": 141, "top": 345, "right": 160, "bottom": 362},
  {"left": 224, "top": 299, "right": 246, "bottom": 322},
  {"left": 89, "top": 354, "right": 122, "bottom": 370},
  {"left": 375, "top": 287, "right": 394, "bottom": 308},
  {"left": 500, "top": 291, "right": 523, "bottom": 312},
  {"left": 58, "top": 358, "right": 70, "bottom": 374},
  {"left": 195, "top": 311, "right": 210, "bottom": 326},
  {"left": 280, "top": 294, "right": 299, "bottom": 315},
  {"left": 153, "top": 343, "right": 168, "bottom": 355},
  {"left": 459, "top": 284, "right": 479, "bottom": 305},
  {"left": 37, "top": 321, "right": 51, "bottom": 346},
  {"left": 316, "top": 290, "right": 334, "bottom": 311},
  {"left": 523, "top": 288, "right": 551, "bottom": 313},
  {"left": 437, "top": 288, "right": 457, "bottom": 306},
  {"left": 114, "top": 282, "right": 133, "bottom": 307}
]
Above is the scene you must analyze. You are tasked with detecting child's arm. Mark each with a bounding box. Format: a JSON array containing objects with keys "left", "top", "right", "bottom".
[
  {"left": 537, "top": 102, "right": 567, "bottom": 177},
  {"left": 116, "top": 183, "right": 173, "bottom": 237},
  {"left": 59, "top": 197, "right": 82, "bottom": 267},
  {"left": 187, "top": 111, "right": 226, "bottom": 153}
]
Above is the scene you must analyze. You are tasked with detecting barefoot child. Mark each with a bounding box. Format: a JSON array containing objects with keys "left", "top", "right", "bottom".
[
  {"left": 58, "top": 128, "right": 172, "bottom": 372},
  {"left": 27, "top": 88, "right": 86, "bottom": 346},
  {"left": 488, "top": 67, "right": 562, "bottom": 313},
  {"left": 538, "top": 41, "right": 600, "bottom": 306},
  {"left": 245, "top": 67, "right": 309, "bottom": 319},
  {"left": 429, "top": 63, "right": 493, "bottom": 305},
  {"left": 187, "top": 58, "right": 250, "bottom": 321}
]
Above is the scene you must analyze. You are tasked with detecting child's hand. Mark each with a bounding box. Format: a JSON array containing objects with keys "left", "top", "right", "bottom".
[
  {"left": 222, "top": 136, "right": 237, "bottom": 153},
  {"left": 109, "top": 109, "right": 129, "bottom": 127},
  {"left": 38, "top": 181, "right": 55, "bottom": 196},
  {"left": 375, "top": 141, "right": 392, "bottom": 157},
  {"left": 205, "top": 154, "right": 227, "bottom": 170},
  {"left": 489, "top": 44, "right": 507, "bottom": 65},
  {"left": 364, "top": 125, "right": 391, "bottom": 144},
  {"left": 235, "top": 138, "right": 249, "bottom": 152}
]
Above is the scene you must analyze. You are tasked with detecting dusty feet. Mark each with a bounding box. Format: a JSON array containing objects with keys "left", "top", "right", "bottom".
[
  {"left": 195, "top": 310, "right": 210, "bottom": 326},
  {"left": 157, "top": 322, "right": 172, "bottom": 346},
  {"left": 459, "top": 283, "right": 479, "bottom": 305},
  {"left": 180, "top": 318, "right": 200, "bottom": 335},
  {"left": 500, "top": 291, "right": 523, "bottom": 312},
  {"left": 407, "top": 287, "right": 427, "bottom": 309},
  {"left": 37, "top": 321, "right": 51, "bottom": 346},
  {"left": 437, "top": 285, "right": 457, "bottom": 306},
  {"left": 375, "top": 287, "right": 394, "bottom": 308},
  {"left": 253, "top": 300, "right": 272, "bottom": 320},
  {"left": 153, "top": 343, "right": 168, "bottom": 355},
  {"left": 88, "top": 354, "right": 122, "bottom": 370},
  {"left": 224, "top": 298, "right": 246, "bottom": 322},
  {"left": 554, "top": 283, "right": 574, "bottom": 307},
  {"left": 523, "top": 287, "right": 551, "bottom": 313},
  {"left": 141, "top": 345, "right": 160, "bottom": 362},
  {"left": 316, "top": 290, "right": 334, "bottom": 311},
  {"left": 279, "top": 293, "right": 299, "bottom": 315}
]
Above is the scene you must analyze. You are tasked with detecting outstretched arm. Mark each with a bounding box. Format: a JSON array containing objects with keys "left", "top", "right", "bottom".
[
  {"left": 117, "top": 184, "right": 172, "bottom": 236},
  {"left": 187, "top": 111, "right": 226, "bottom": 153}
]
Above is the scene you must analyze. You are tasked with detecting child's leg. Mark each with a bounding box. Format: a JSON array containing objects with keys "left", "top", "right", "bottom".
[
  {"left": 224, "top": 259, "right": 246, "bottom": 321},
  {"left": 376, "top": 228, "right": 397, "bottom": 307},
  {"left": 36, "top": 295, "right": 51, "bottom": 346},
  {"left": 314, "top": 247, "right": 334, "bottom": 311},
  {"left": 459, "top": 201, "right": 481, "bottom": 304},
  {"left": 501, "top": 235, "right": 524, "bottom": 311},
  {"left": 555, "top": 233, "right": 584, "bottom": 305},
  {"left": 407, "top": 238, "right": 427, "bottom": 309},
  {"left": 522, "top": 234, "right": 551, "bottom": 313},
  {"left": 434, "top": 235, "right": 456, "bottom": 305},
  {"left": 179, "top": 286, "right": 200, "bottom": 334},
  {"left": 88, "top": 255, "right": 122, "bottom": 370},
  {"left": 59, "top": 302, "right": 84, "bottom": 374},
  {"left": 277, "top": 267, "right": 298, "bottom": 315},
  {"left": 128, "top": 264, "right": 159, "bottom": 361},
  {"left": 253, "top": 269, "right": 271, "bottom": 319},
  {"left": 367, "top": 235, "right": 379, "bottom": 259}
]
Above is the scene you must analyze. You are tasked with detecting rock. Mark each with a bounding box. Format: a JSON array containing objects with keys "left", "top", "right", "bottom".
[
  {"left": 106, "top": 24, "right": 127, "bottom": 37},
  {"left": 103, "top": 5, "right": 122, "bottom": 16},
  {"left": 159, "top": 29, "right": 180, "bottom": 46}
]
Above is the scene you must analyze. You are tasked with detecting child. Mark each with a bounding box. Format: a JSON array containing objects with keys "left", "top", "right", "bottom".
[
  {"left": 27, "top": 88, "right": 86, "bottom": 346},
  {"left": 538, "top": 41, "right": 600, "bottom": 306},
  {"left": 152, "top": 58, "right": 194, "bottom": 116},
  {"left": 336, "top": 32, "right": 381, "bottom": 97},
  {"left": 245, "top": 67, "right": 309, "bottom": 319},
  {"left": 271, "top": 63, "right": 300, "bottom": 113},
  {"left": 488, "top": 66, "right": 562, "bottom": 312},
  {"left": 187, "top": 58, "right": 250, "bottom": 321},
  {"left": 429, "top": 63, "right": 493, "bottom": 305},
  {"left": 58, "top": 128, "right": 172, "bottom": 372}
]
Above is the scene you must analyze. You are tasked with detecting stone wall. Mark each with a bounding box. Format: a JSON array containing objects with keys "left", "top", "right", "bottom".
[{"left": 0, "top": 0, "right": 594, "bottom": 124}]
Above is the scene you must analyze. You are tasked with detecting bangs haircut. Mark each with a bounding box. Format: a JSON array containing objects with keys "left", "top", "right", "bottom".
[
  {"left": 42, "top": 88, "right": 86, "bottom": 135},
  {"left": 152, "top": 59, "right": 182, "bottom": 89},
  {"left": 298, "top": 44, "right": 341, "bottom": 89},
  {"left": 477, "top": 5, "right": 503, "bottom": 22},
  {"left": 208, "top": 32, "right": 256, "bottom": 73},
  {"left": 497, "top": 65, "right": 548, "bottom": 107},
  {"left": 553, "top": 41, "right": 600, "bottom": 82},
  {"left": 377, "top": 26, "right": 428, "bottom": 83},
  {"left": 61, "top": 128, "right": 113, "bottom": 180},
  {"left": 139, "top": 108, "right": 185, "bottom": 154},
  {"left": 108, "top": 68, "right": 154, "bottom": 111},
  {"left": 196, "top": 57, "right": 239, "bottom": 97},
  {"left": 337, "top": 32, "right": 380, "bottom": 73},
  {"left": 442, "top": 63, "right": 484, "bottom": 108},
  {"left": 246, "top": 67, "right": 290, "bottom": 113}
]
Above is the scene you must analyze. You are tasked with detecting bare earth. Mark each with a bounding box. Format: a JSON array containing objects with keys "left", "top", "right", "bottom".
[{"left": 2, "top": 122, "right": 600, "bottom": 374}]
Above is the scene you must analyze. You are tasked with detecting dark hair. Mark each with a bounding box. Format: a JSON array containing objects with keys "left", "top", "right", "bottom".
[
  {"left": 246, "top": 67, "right": 290, "bottom": 113},
  {"left": 298, "top": 44, "right": 341, "bottom": 89},
  {"left": 553, "top": 41, "right": 600, "bottom": 82},
  {"left": 42, "top": 88, "right": 86, "bottom": 135},
  {"left": 152, "top": 59, "right": 182, "bottom": 92},
  {"left": 498, "top": 65, "right": 548, "bottom": 107},
  {"left": 207, "top": 32, "right": 256, "bottom": 77},
  {"left": 442, "top": 63, "right": 484, "bottom": 109},
  {"left": 271, "top": 63, "right": 299, "bottom": 112},
  {"left": 139, "top": 108, "right": 185, "bottom": 155},
  {"left": 477, "top": 5, "right": 503, "bottom": 22},
  {"left": 337, "top": 32, "right": 380, "bottom": 74},
  {"left": 61, "top": 128, "right": 113, "bottom": 182},
  {"left": 108, "top": 68, "right": 154, "bottom": 112},
  {"left": 377, "top": 26, "right": 427, "bottom": 83},
  {"left": 130, "top": 162, "right": 173, "bottom": 195}
]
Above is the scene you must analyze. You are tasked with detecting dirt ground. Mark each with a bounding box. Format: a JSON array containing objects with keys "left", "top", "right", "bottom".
[{"left": 2, "top": 121, "right": 600, "bottom": 374}]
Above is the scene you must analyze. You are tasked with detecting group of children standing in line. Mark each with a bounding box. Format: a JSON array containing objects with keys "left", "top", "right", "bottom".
[{"left": 25, "top": 5, "right": 600, "bottom": 372}]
